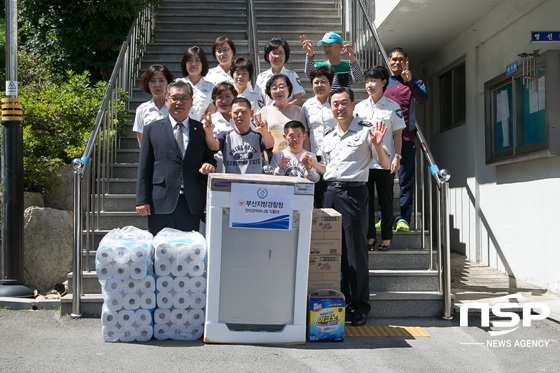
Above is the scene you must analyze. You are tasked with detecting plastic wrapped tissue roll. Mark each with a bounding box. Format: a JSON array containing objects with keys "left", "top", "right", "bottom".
[
  {"left": 152, "top": 228, "right": 209, "bottom": 341},
  {"left": 96, "top": 227, "right": 156, "bottom": 342},
  {"left": 102, "top": 308, "right": 154, "bottom": 343}
]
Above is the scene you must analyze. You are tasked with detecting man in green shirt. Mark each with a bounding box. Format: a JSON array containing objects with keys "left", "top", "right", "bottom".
[{"left": 300, "top": 31, "right": 364, "bottom": 89}]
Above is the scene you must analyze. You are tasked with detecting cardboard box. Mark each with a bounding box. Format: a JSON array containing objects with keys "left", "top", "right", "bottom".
[
  {"left": 309, "top": 290, "right": 345, "bottom": 342},
  {"left": 309, "top": 239, "right": 341, "bottom": 256},
  {"left": 311, "top": 231, "right": 341, "bottom": 241},
  {"left": 308, "top": 280, "right": 340, "bottom": 293},
  {"left": 309, "top": 255, "right": 341, "bottom": 273},
  {"left": 312, "top": 208, "right": 342, "bottom": 232},
  {"left": 308, "top": 271, "right": 340, "bottom": 281}
]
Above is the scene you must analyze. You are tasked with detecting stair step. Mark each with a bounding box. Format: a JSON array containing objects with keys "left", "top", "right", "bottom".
[
  {"left": 116, "top": 149, "right": 140, "bottom": 163},
  {"left": 98, "top": 194, "right": 137, "bottom": 212},
  {"left": 60, "top": 293, "right": 104, "bottom": 317},
  {"left": 368, "top": 291, "right": 451, "bottom": 318},
  {"left": 369, "top": 248, "right": 436, "bottom": 270},
  {"left": 112, "top": 164, "right": 139, "bottom": 179},
  {"left": 369, "top": 270, "right": 439, "bottom": 292},
  {"left": 88, "top": 211, "right": 147, "bottom": 230},
  {"left": 67, "top": 271, "right": 101, "bottom": 294}
]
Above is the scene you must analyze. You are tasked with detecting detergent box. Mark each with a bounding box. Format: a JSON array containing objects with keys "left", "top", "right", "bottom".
[{"left": 308, "top": 290, "right": 345, "bottom": 342}]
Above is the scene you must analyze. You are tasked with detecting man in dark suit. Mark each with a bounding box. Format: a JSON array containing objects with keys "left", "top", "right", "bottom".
[{"left": 136, "top": 80, "right": 216, "bottom": 234}]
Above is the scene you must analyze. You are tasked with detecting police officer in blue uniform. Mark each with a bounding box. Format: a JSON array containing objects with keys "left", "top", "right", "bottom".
[{"left": 314, "top": 87, "right": 390, "bottom": 326}]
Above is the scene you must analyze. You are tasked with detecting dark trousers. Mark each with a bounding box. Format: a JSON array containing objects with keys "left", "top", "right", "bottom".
[
  {"left": 367, "top": 169, "right": 394, "bottom": 241},
  {"left": 313, "top": 176, "right": 326, "bottom": 208},
  {"left": 323, "top": 184, "right": 371, "bottom": 315},
  {"left": 396, "top": 140, "right": 416, "bottom": 225},
  {"left": 148, "top": 195, "right": 201, "bottom": 235}
]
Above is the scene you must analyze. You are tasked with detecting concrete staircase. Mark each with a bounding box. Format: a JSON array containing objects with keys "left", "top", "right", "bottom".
[{"left": 61, "top": 0, "right": 447, "bottom": 317}]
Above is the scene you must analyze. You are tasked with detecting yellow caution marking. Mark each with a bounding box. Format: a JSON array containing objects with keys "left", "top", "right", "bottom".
[{"left": 345, "top": 326, "right": 430, "bottom": 337}]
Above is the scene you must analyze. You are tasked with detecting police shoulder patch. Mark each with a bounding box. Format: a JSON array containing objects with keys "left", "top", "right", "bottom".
[
  {"left": 395, "top": 109, "right": 403, "bottom": 119},
  {"left": 358, "top": 120, "right": 374, "bottom": 127},
  {"left": 324, "top": 127, "right": 336, "bottom": 136},
  {"left": 296, "top": 78, "right": 302, "bottom": 86}
]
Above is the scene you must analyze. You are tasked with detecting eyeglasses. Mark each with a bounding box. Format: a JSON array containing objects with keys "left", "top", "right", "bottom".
[
  {"left": 270, "top": 51, "right": 285, "bottom": 57},
  {"left": 168, "top": 96, "right": 191, "bottom": 103},
  {"left": 271, "top": 85, "right": 287, "bottom": 91},
  {"left": 216, "top": 48, "right": 231, "bottom": 54}
]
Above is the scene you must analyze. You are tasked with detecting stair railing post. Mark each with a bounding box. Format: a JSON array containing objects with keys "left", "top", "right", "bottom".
[
  {"left": 438, "top": 169, "right": 453, "bottom": 319},
  {"left": 71, "top": 158, "right": 85, "bottom": 318}
]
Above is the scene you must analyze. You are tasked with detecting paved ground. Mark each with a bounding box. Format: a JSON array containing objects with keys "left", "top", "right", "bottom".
[{"left": 1, "top": 252, "right": 560, "bottom": 372}]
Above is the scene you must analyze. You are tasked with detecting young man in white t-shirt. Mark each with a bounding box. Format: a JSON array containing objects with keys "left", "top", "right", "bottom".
[{"left": 271, "top": 120, "right": 320, "bottom": 183}]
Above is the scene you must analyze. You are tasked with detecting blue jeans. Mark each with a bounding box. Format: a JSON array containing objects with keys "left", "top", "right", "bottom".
[{"left": 396, "top": 140, "right": 416, "bottom": 225}]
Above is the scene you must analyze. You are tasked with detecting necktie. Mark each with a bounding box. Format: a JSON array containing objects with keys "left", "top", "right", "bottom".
[{"left": 175, "top": 122, "right": 184, "bottom": 155}]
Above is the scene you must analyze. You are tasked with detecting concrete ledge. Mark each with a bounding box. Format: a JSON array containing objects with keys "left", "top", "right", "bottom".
[{"left": 0, "top": 297, "right": 61, "bottom": 311}]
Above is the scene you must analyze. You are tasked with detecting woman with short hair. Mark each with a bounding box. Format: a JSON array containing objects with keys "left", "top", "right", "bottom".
[
  {"left": 178, "top": 46, "right": 216, "bottom": 121},
  {"left": 206, "top": 36, "right": 236, "bottom": 85}
]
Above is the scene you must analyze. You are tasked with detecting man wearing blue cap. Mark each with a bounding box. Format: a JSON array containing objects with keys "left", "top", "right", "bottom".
[{"left": 300, "top": 32, "right": 364, "bottom": 90}]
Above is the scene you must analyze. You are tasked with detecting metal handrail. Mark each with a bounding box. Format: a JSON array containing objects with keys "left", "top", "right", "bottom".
[
  {"left": 71, "top": 4, "right": 157, "bottom": 318},
  {"left": 246, "top": 0, "right": 260, "bottom": 84},
  {"left": 347, "top": 0, "right": 453, "bottom": 319}
]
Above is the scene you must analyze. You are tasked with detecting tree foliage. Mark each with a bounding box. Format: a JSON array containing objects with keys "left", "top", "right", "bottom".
[{"left": 18, "top": 0, "right": 160, "bottom": 81}]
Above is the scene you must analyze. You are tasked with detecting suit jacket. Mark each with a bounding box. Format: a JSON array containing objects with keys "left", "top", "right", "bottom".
[{"left": 136, "top": 116, "right": 216, "bottom": 216}]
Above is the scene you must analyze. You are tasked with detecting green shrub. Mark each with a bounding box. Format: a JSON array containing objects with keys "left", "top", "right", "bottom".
[{"left": 19, "top": 71, "right": 129, "bottom": 194}]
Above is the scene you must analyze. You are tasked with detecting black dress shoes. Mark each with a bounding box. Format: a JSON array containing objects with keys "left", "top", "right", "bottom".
[{"left": 350, "top": 313, "right": 368, "bottom": 326}]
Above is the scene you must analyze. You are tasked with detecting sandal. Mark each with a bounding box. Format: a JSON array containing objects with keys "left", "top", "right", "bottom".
[
  {"left": 377, "top": 244, "right": 390, "bottom": 251},
  {"left": 367, "top": 240, "right": 377, "bottom": 251}
]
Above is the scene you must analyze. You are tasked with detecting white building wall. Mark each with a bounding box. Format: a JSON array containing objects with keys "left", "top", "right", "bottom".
[{"left": 423, "top": 0, "right": 560, "bottom": 292}]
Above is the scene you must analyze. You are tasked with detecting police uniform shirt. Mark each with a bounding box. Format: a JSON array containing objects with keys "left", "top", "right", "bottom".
[
  {"left": 177, "top": 76, "right": 215, "bottom": 122},
  {"left": 238, "top": 85, "right": 261, "bottom": 113},
  {"left": 321, "top": 118, "right": 389, "bottom": 182},
  {"left": 133, "top": 99, "right": 169, "bottom": 134},
  {"left": 302, "top": 96, "right": 337, "bottom": 155},
  {"left": 354, "top": 95, "right": 405, "bottom": 169},
  {"left": 205, "top": 66, "right": 234, "bottom": 86},
  {"left": 254, "top": 66, "right": 306, "bottom": 107}
]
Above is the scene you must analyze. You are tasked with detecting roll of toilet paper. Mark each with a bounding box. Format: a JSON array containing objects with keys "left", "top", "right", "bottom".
[
  {"left": 137, "top": 276, "right": 155, "bottom": 294},
  {"left": 156, "top": 276, "right": 173, "bottom": 293},
  {"left": 96, "top": 246, "right": 115, "bottom": 264},
  {"left": 172, "top": 256, "right": 190, "bottom": 277},
  {"left": 101, "top": 308, "right": 118, "bottom": 327},
  {"left": 185, "top": 325, "right": 204, "bottom": 340},
  {"left": 96, "top": 262, "right": 115, "bottom": 280},
  {"left": 156, "top": 292, "right": 173, "bottom": 309},
  {"left": 189, "top": 276, "right": 206, "bottom": 293},
  {"left": 105, "top": 278, "right": 123, "bottom": 294},
  {"left": 113, "top": 263, "right": 130, "bottom": 280},
  {"left": 129, "top": 262, "right": 147, "bottom": 280},
  {"left": 188, "top": 243, "right": 206, "bottom": 261},
  {"left": 102, "top": 324, "right": 121, "bottom": 342},
  {"left": 187, "top": 309, "right": 205, "bottom": 325},
  {"left": 119, "top": 328, "right": 137, "bottom": 343},
  {"left": 170, "top": 309, "right": 189, "bottom": 325},
  {"left": 173, "top": 292, "right": 191, "bottom": 309},
  {"left": 129, "top": 245, "right": 148, "bottom": 263},
  {"left": 173, "top": 277, "right": 190, "bottom": 292},
  {"left": 153, "top": 323, "right": 170, "bottom": 341},
  {"left": 154, "top": 308, "right": 171, "bottom": 324},
  {"left": 155, "top": 259, "right": 172, "bottom": 277},
  {"left": 123, "top": 293, "right": 140, "bottom": 310},
  {"left": 122, "top": 278, "right": 138, "bottom": 294},
  {"left": 113, "top": 246, "right": 131, "bottom": 263},
  {"left": 139, "top": 293, "right": 156, "bottom": 309},
  {"left": 135, "top": 325, "right": 153, "bottom": 342},
  {"left": 105, "top": 293, "right": 124, "bottom": 311},
  {"left": 187, "top": 261, "right": 205, "bottom": 277},
  {"left": 134, "top": 309, "right": 152, "bottom": 327},
  {"left": 117, "top": 309, "right": 136, "bottom": 327},
  {"left": 155, "top": 243, "right": 173, "bottom": 260},
  {"left": 189, "top": 292, "right": 206, "bottom": 309}
]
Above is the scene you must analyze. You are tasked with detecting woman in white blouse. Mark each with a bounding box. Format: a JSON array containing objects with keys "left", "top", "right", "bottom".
[
  {"left": 206, "top": 36, "right": 236, "bottom": 85},
  {"left": 178, "top": 46, "right": 216, "bottom": 121},
  {"left": 133, "top": 64, "right": 175, "bottom": 147},
  {"left": 230, "top": 57, "right": 260, "bottom": 113}
]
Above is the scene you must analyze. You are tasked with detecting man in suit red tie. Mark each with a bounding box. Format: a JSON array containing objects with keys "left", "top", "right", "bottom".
[{"left": 136, "top": 80, "right": 216, "bottom": 234}]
